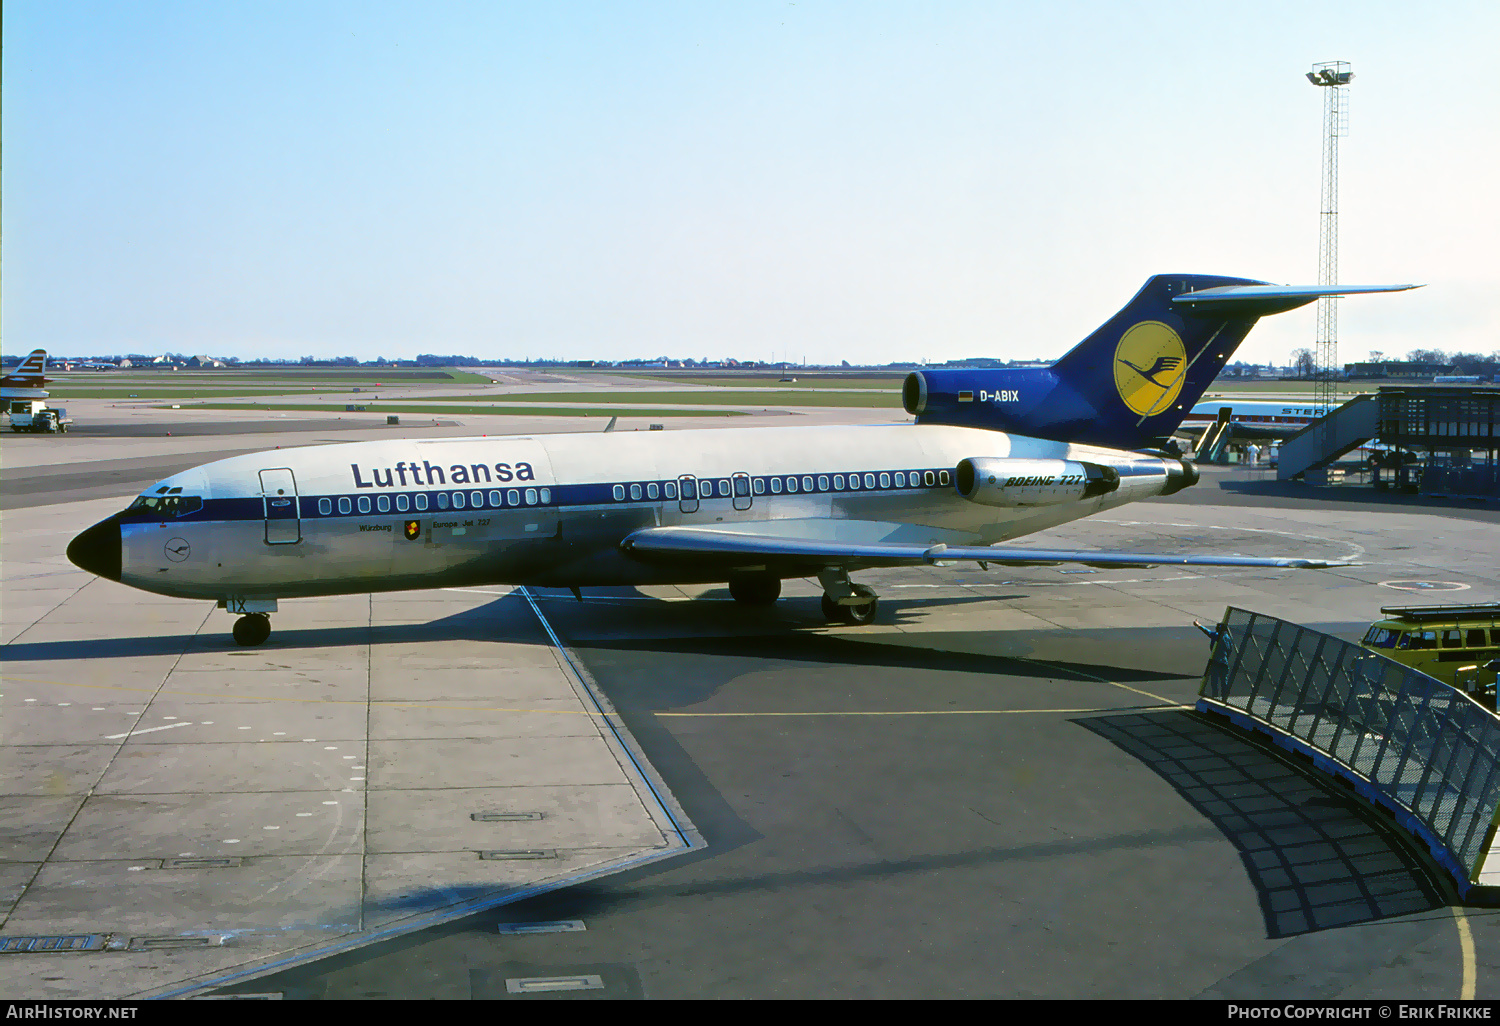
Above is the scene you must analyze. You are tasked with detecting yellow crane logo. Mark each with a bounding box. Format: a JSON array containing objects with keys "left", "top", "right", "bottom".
[{"left": 1114, "top": 321, "right": 1187, "bottom": 416}]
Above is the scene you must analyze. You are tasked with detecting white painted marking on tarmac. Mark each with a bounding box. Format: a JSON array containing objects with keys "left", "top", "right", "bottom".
[
  {"left": 1378, "top": 580, "right": 1469, "bottom": 592},
  {"left": 163, "top": 715, "right": 178, "bottom": 720},
  {"left": 342, "top": 755, "right": 356, "bottom": 759},
  {"left": 24, "top": 698, "right": 35, "bottom": 702},
  {"left": 92, "top": 707, "right": 105, "bottom": 710},
  {"left": 264, "top": 826, "right": 279, "bottom": 830},
  {"left": 324, "top": 746, "right": 337, "bottom": 750},
  {"left": 105, "top": 721, "right": 193, "bottom": 739},
  {"left": 58, "top": 702, "right": 71, "bottom": 706},
  {"left": 274, "top": 732, "right": 286, "bottom": 735},
  {"left": 322, "top": 801, "right": 338, "bottom": 805},
  {"left": 224, "top": 839, "right": 240, "bottom": 844},
  {"left": 201, "top": 720, "right": 214, "bottom": 724},
  {"left": 296, "top": 813, "right": 313, "bottom": 817}
]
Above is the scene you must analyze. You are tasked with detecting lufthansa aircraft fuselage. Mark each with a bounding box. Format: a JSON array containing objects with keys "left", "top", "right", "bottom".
[
  {"left": 67, "top": 274, "right": 1417, "bottom": 644},
  {"left": 88, "top": 422, "right": 1180, "bottom": 602}
]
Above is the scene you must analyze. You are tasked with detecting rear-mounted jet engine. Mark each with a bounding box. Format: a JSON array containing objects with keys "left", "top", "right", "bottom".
[{"left": 955, "top": 458, "right": 1120, "bottom": 508}]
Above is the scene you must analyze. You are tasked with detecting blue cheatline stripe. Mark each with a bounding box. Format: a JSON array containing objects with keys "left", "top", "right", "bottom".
[
  {"left": 150, "top": 468, "right": 956, "bottom": 525},
  {"left": 147, "top": 588, "right": 697, "bottom": 1000}
]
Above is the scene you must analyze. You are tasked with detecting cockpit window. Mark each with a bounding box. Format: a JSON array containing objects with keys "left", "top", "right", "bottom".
[{"left": 124, "top": 494, "right": 202, "bottom": 518}]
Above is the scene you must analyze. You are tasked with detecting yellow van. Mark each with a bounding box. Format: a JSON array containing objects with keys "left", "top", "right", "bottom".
[{"left": 1361, "top": 603, "right": 1500, "bottom": 702}]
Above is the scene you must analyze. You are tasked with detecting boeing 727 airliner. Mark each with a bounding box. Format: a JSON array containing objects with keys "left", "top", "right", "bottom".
[{"left": 67, "top": 275, "right": 1417, "bottom": 645}]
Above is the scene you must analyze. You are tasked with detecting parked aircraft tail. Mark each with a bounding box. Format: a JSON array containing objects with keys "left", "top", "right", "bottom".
[
  {"left": 2, "top": 349, "right": 49, "bottom": 385},
  {"left": 903, "top": 276, "right": 1417, "bottom": 451}
]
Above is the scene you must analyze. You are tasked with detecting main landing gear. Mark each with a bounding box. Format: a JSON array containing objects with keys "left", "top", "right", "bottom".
[
  {"left": 232, "top": 613, "right": 271, "bottom": 646},
  {"left": 817, "top": 568, "right": 879, "bottom": 626},
  {"left": 728, "top": 573, "right": 782, "bottom": 606},
  {"left": 726, "top": 568, "right": 878, "bottom": 623}
]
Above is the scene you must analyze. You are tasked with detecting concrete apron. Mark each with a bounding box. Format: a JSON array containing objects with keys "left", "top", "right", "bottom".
[{"left": 0, "top": 498, "right": 696, "bottom": 999}]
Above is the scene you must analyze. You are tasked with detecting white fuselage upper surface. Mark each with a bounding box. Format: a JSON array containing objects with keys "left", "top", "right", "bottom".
[
  {"left": 109, "top": 422, "right": 1179, "bottom": 601},
  {"left": 1177, "top": 399, "right": 1327, "bottom": 441}
]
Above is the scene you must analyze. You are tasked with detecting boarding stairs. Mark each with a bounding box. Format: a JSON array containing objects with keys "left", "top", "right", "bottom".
[
  {"left": 1194, "top": 407, "right": 1235, "bottom": 464},
  {"left": 1276, "top": 393, "right": 1378, "bottom": 481}
]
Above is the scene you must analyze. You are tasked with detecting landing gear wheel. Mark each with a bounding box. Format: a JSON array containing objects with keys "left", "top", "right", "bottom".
[
  {"left": 821, "top": 593, "right": 841, "bottom": 621},
  {"left": 841, "top": 597, "right": 879, "bottom": 625},
  {"left": 821, "top": 593, "right": 879, "bottom": 625},
  {"left": 729, "top": 574, "right": 782, "bottom": 606},
  {"left": 232, "top": 613, "right": 271, "bottom": 646}
]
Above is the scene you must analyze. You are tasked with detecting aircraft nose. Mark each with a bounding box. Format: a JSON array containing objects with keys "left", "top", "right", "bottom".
[{"left": 67, "top": 518, "right": 121, "bottom": 581}]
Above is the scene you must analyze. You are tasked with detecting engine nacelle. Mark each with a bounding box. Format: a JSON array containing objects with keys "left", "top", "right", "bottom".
[{"left": 955, "top": 458, "right": 1120, "bottom": 508}]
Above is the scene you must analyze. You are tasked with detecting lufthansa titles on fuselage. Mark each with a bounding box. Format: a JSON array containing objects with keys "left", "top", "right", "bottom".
[{"left": 350, "top": 460, "right": 537, "bottom": 489}]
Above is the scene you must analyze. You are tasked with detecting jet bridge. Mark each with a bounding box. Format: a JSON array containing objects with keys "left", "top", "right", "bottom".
[{"left": 1198, "top": 607, "right": 1500, "bottom": 901}]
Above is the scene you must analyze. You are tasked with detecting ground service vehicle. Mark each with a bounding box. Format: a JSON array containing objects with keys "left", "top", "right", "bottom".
[
  {"left": 7, "top": 400, "right": 70, "bottom": 433},
  {"left": 1362, "top": 603, "right": 1500, "bottom": 703}
]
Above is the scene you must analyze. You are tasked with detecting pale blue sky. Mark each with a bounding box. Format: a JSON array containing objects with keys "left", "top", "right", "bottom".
[{"left": 4, "top": 1, "right": 1496, "bottom": 366}]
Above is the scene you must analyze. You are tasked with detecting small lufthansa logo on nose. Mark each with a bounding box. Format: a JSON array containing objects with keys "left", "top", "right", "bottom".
[{"left": 164, "top": 538, "right": 191, "bottom": 562}]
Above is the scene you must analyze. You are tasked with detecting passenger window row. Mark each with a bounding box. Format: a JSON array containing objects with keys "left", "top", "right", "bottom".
[
  {"left": 610, "top": 469, "right": 950, "bottom": 501},
  {"left": 1391, "top": 628, "right": 1500, "bottom": 651},
  {"left": 318, "top": 488, "right": 551, "bottom": 516}
]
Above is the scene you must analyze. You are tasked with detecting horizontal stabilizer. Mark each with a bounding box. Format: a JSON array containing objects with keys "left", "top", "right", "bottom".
[
  {"left": 1172, "top": 283, "right": 1421, "bottom": 316},
  {"left": 621, "top": 525, "right": 1353, "bottom": 570}
]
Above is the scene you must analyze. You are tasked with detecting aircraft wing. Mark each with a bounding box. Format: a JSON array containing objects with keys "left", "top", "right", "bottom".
[{"left": 620, "top": 522, "right": 1352, "bottom": 570}]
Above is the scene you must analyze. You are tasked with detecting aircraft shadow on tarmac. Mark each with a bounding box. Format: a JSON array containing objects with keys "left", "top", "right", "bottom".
[
  {"left": 8, "top": 591, "right": 1183, "bottom": 689},
  {"left": 1081, "top": 710, "right": 1446, "bottom": 938}
]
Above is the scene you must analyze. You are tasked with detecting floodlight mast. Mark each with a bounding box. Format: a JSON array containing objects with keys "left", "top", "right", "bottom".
[{"left": 1308, "top": 61, "right": 1352, "bottom": 433}]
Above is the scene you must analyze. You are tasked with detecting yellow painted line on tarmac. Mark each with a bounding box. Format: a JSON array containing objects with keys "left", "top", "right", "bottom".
[
  {"left": 1007, "top": 654, "right": 1178, "bottom": 706},
  {"left": 1453, "top": 906, "right": 1476, "bottom": 1000}
]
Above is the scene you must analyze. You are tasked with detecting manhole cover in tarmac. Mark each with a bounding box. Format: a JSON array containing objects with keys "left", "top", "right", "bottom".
[{"left": 1378, "top": 580, "right": 1471, "bottom": 592}]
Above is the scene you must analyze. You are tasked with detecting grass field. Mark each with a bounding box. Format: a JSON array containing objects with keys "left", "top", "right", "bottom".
[
  {"left": 613, "top": 371, "right": 906, "bottom": 389},
  {"left": 49, "top": 387, "right": 329, "bottom": 399},
  {"left": 1199, "top": 380, "right": 1380, "bottom": 396},
  {"left": 48, "top": 368, "right": 491, "bottom": 384},
  {"left": 403, "top": 389, "right": 901, "bottom": 408},
  {"left": 176, "top": 402, "right": 744, "bottom": 418}
]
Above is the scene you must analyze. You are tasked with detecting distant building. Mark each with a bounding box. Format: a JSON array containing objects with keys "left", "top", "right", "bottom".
[
  {"left": 1345, "top": 361, "right": 1454, "bottom": 380},
  {"left": 187, "top": 355, "right": 226, "bottom": 368}
]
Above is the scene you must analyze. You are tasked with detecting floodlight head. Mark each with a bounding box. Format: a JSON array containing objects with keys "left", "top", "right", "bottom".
[{"left": 1308, "top": 61, "right": 1353, "bottom": 88}]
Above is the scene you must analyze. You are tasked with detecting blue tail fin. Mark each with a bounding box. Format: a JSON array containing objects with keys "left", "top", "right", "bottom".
[
  {"left": 903, "top": 274, "right": 1418, "bottom": 450},
  {"left": 1048, "top": 273, "right": 1267, "bottom": 449}
]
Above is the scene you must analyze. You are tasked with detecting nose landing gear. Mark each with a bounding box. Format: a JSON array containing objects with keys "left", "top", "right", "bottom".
[{"left": 232, "top": 613, "right": 272, "bottom": 646}]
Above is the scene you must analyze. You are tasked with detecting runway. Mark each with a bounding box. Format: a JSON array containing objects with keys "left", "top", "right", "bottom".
[{"left": 4, "top": 404, "right": 1499, "bottom": 999}]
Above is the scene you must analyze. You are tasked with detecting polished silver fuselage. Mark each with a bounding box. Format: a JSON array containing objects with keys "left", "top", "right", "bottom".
[{"left": 115, "top": 423, "right": 1177, "bottom": 602}]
